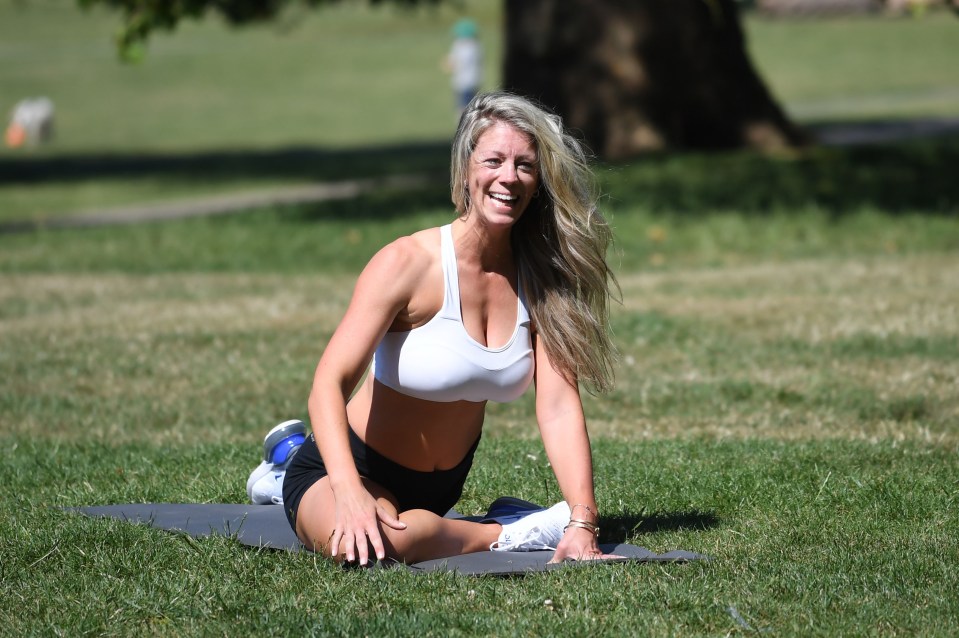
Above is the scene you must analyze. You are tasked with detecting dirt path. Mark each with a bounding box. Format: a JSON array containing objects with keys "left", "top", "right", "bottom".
[
  {"left": 0, "top": 172, "right": 435, "bottom": 234},
  {"left": 809, "top": 116, "right": 959, "bottom": 146}
]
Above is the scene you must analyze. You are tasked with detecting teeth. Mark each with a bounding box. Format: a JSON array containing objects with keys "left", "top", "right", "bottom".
[{"left": 490, "top": 193, "right": 517, "bottom": 202}]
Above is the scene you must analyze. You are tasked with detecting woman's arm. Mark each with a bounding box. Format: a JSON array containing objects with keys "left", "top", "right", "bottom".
[
  {"left": 307, "top": 236, "right": 429, "bottom": 564},
  {"left": 532, "top": 332, "right": 609, "bottom": 562}
]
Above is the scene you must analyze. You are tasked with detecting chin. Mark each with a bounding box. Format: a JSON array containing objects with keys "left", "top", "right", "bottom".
[
  {"left": 481, "top": 207, "right": 527, "bottom": 228},
  {"left": 483, "top": 216, "right": 522, "bottom": 232}
]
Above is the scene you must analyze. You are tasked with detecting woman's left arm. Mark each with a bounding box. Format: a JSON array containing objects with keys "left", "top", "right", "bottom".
[{"left": 532, "top": 333, "right": 612, "bottom": 562}]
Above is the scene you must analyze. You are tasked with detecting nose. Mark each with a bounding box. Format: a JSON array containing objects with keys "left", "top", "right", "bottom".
[{"left": 499, "top": 161, "right": 519, "bottom": 183}]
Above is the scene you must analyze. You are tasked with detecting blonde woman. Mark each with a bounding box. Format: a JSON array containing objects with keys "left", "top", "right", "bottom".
[{"left": 281, "top": 91, "right": 618, "bottom": 565}]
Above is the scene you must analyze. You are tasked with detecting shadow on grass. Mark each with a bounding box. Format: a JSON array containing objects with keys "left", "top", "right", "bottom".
[
  {"left": 0, "top": 141, "right": 453, "bottom": 186},
  {"left": 3, "top": 123, "right": 957, "bottom": 219},
  {"left": 291, "top": 129, "right": 959, "bottom": 221},
  {"left": 603, "top": 125, "right": 959, "bottom": 216},
  {"left": 287, "top": 183, "right": 453, "bottom": 223},
  {"left": 601, "top": 510, "right": 720, "bottom": 543}
]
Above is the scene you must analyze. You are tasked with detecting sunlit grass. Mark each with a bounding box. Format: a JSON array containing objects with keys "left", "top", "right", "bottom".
[
  {"left": 1, "top": 3, "right": 958, "bottom": 635},
  {"left": 746, "top": 11, "right": 959, "bottom": 118}
]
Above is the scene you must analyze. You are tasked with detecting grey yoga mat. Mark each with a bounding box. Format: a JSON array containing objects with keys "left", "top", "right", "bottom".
[{"left": 71, "top": 503, "right": 708, "bottom": 576}]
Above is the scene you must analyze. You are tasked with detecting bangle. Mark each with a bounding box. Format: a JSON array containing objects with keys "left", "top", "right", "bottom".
[
  {"left": 568, "top": 517, "right": 599, "bottom": 531},
  {"left": 564, "top": 520, "right": 600, "bottom": 536},
  {"left": 571, "top": 503, "right": 597, "bottom": 519},
  {"left": 564, "top": 518, "right": 600, "bottom": 536}
]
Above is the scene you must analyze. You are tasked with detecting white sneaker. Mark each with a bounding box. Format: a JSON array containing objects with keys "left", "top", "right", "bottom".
[
  {"left": 262, "top": 419, "right": 307, "bottom": 465},
  {"left": 246, "top": 420, "right": 308, "bottom": 505},
  {"left": 490, "top": 501, "right": 570, "bottom": 552},
  {"left": 246, "top": 460, "right": 272, "bottom": 503},
  {"left": 248, "top": 463, "right": 286, "bottom": 505}
]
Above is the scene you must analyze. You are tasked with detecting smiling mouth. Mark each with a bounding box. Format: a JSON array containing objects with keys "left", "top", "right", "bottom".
[{"left": 489, "top": 192, "right": 518, "bottom": 204}]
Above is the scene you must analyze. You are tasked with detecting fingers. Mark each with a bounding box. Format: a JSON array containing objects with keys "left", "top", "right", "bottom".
[
  {"left": 547, "top": 550, "right": 596, "bottom": 563},
  {"left": 577, "top": 551, "right": 623, "bottom": 561},
  {"left": 550, "top": 531, "right": 622, "bottom": 563},
  {"left": 332, "top": 512, "right": 406, "bottom": 566},
  {"left": 329, "top": 528, "right": 343, "bottom": 559},
  {"left": 547, "top": 549, "right": 611, "bottom": 563},
  {"left": 378, "top": 506, "right": 408, "bottom": 531},
  {"left": 361, "top": 506, "right": 406, "bottom": 563},
  {"left": 332, "top": 528, "right": 372, "bottom": 565},
  {"left": 348, "top": 530, "right": 366, "bottom": 565},
  {"left": 354, "top": 529, "right": 371, "bottom": 565}
]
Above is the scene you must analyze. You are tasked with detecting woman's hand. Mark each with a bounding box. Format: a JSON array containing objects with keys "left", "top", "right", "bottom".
[
  {"left": 329, "top": 483, "right": 406, "bottom": 566},
  {"left": 549, "top": 525, "right": 619, "bottom": 563}
]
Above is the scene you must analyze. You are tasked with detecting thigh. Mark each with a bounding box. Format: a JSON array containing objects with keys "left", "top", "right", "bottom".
[{"left": 294, "top": 475, "right": 400, "bottom": 559}]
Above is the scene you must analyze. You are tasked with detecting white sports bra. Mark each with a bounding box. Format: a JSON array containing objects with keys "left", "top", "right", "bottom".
[{"left": 372, "top": 224, "right": 535, "bottom": 403}]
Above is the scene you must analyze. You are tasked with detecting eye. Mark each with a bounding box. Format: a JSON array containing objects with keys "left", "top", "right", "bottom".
[{"left": 483, "top": 158, "right": 502, "bottom": 167}]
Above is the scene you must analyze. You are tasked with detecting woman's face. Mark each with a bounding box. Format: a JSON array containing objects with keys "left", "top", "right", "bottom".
[{"left": 466, "top": 121, "right": 539, "bottom": 229}]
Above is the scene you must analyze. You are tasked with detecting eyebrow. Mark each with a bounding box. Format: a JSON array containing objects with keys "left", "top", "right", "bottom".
[{"left": 476, "top": 150, "right": 538, "bottom": 162}]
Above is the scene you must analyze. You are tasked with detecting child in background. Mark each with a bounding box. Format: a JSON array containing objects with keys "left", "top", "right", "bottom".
[{"left": 444, "top": 18, "right": 483, "bottom": 116}]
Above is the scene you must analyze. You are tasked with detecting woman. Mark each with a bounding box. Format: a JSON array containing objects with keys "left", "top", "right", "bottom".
[{"left": 282, "top": 91, "right": 618, "bottom": 566}]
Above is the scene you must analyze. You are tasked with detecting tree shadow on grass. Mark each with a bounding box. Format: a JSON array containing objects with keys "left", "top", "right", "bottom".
[
  {"left": 3, "top": 121, "right": 957, "bottom": 219},
  {"left": 600, "top": 510, "right": 720, "bottom": 543},
  {"left": 282, "top": 180, "right": 453, "bottom": 223},
  {"left": 602, "top": 125, "right": 959, "bottom": 217},
  {"left": 0, "top": 141, "right": 453, "bottom": 186},
  {"left": 289, "top": 128, "right": 959, "bottom": 223}
]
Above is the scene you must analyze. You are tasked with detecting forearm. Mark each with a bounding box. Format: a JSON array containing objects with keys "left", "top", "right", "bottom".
[
  {"left": 540, "top": 416, "right": 599, "bottom": 516},
  {"left": 307, "top": 377, "right": 364, "bottom": 493},
  {"left": 539, "top": 411, "right": 605, "bottom": 560}
]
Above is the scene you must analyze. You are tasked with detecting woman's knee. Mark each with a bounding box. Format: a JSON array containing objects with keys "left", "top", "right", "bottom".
[
  {"left": 293, "top": 477, "right": 404, "bottom": 559},
  {"left": 293, "top": 479, "right": 337, "bottom": 553}
]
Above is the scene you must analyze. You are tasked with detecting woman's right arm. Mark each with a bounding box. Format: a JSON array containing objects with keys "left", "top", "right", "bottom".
[{"left": 307, "top": 237, "right": 425, "bottom": 565}]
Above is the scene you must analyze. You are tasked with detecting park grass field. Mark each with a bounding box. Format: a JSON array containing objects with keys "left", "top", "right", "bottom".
[
  {"left": 1, "top": 1, "right": 958, "bottom": 636},
  {"left": 1, "top": 1, "right": 958, "bottom": 221}
]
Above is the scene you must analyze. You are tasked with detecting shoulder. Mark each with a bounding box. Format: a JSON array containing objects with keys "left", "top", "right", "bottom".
[
  {"left": 368, "top": 228, "right": 438, "bottom": 273},
  {"left": 355, "top": 227, "right": 441, "bottom": 297}
]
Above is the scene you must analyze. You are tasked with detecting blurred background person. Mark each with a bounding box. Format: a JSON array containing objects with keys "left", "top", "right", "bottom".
[{"left": 443, "top": 18, "right": 483, "bottom": 117}]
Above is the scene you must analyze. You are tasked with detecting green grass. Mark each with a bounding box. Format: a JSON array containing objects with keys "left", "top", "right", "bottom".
[
  {"left": 1, "top": 3, "right": 957, "bottom": 221},
  {"left": 0, "top": 0, "right": 503, "bottom": 153},
  {"left": 745, "top": 11, "right": 959, "bottom": 119},
  {"left": 1, "top": 3, "right": 959, "bottom": 636},
  {"left": 2, "top": 134, "right": 957, "bottom": 271},
  {"left": 2, "top": 439, "right": 957, "bottom": 635},
  {"left": 1, "top": 203, "right": 957, "bottom": 634}
]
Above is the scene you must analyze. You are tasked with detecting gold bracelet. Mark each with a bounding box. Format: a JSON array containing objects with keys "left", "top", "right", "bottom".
[
  {"left": 571, "top": 503, "right": 597, "bottom": 519},
  {"left": 564, "top": 520, "right": 600, "bottom": 536},
  {"left": 568, "top": 517, "right": 599, "bottom": 530}
]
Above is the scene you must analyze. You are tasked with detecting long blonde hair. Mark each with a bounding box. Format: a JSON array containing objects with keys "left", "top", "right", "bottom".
[{"left": 450, "top": 91, "right": 618, "bottom": 394}]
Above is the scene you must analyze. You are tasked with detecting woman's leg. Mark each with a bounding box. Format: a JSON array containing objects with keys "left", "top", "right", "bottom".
[{"left": 294, "top": 475, "right": 500, "bottom": 564}]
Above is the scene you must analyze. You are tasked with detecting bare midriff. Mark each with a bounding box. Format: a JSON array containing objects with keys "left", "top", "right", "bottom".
[{"left": 346, "top": 374, "right": 487, "bottom": 472}]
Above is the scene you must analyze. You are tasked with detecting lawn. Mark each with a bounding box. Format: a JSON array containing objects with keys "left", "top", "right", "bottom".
[
  {"left": 1, "top": 2, "right": 957, "bottom": 221},
  {"left": 1, "top": 2, "right": 958, "bottom": 636}
]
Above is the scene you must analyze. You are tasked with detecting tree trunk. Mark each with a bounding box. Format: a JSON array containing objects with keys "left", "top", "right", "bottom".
[{"left": 502, "top": 0, "right": 808, "bottom": 159}]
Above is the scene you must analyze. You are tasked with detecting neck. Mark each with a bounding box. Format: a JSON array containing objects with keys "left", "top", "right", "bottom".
[{"left": 452, "top": 217, "right": 514, "bottom": 273}]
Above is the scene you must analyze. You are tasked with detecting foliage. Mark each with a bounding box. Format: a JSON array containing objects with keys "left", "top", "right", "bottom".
[{"left": 78, "top": 0, "right": 440, "bottom": 59}]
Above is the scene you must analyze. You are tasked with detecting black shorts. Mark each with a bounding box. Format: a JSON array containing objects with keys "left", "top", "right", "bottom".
[{"left": 282, "top": 428, "right": 479, "bottom": 532}]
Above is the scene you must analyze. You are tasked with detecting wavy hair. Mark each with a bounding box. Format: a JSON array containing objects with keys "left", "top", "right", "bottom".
[{"left": 450, "top": 91, "right": 618, "bottom": 394}]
